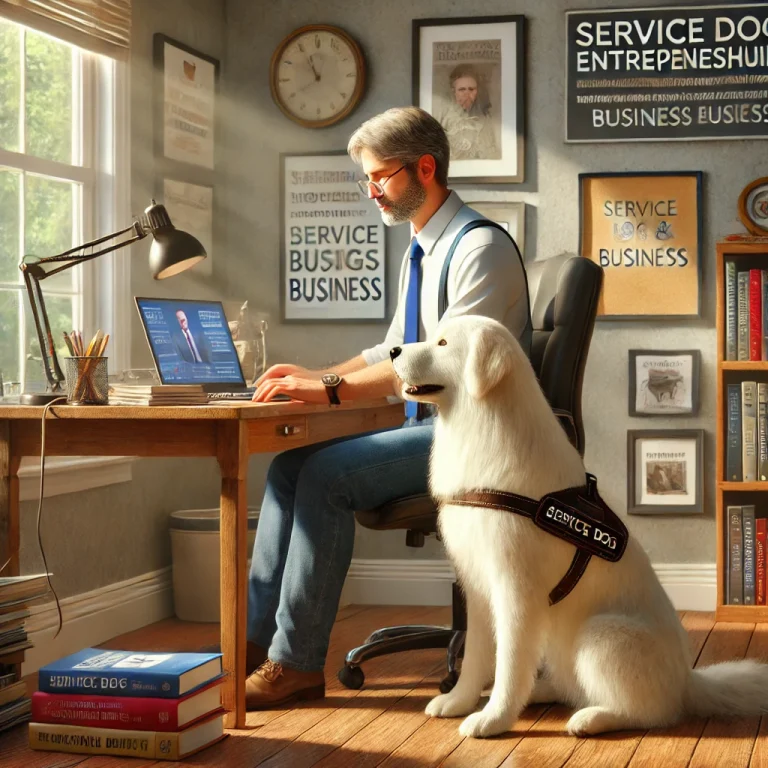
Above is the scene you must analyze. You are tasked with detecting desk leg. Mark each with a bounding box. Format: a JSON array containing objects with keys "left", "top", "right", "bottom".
[
  {"left": 217, "top": 422, "right": 249, "bottom": 729},
  {"left": 0, "top": 421, "right": 20, "bottom": 577}
]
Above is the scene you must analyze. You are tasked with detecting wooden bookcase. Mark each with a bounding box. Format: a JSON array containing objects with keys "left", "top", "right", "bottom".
[{"left": 716, "top": 238, "right": 768, "bottom": 621}]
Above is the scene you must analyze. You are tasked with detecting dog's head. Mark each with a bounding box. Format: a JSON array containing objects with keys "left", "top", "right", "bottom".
[{"left": 390, "top": 315, "right": 522, "bottom": 410}]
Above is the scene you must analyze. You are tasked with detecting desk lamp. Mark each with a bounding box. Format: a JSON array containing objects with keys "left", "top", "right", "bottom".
[{"left": 19, "top": 200, "right": 207, "bottom": 406}]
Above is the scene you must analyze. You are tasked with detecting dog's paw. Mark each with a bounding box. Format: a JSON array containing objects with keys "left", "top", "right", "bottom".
[
  {"left": 458, "top": 709, "right": 511, "bottom": 738},
  {"left": 566, "top": 706, "right": 624, "bottom": 737},
  {"left": 425, "top": 692, "right": 479, "bottom": 719}
]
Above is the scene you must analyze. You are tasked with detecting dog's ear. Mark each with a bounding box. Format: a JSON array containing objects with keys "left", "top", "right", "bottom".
[{"left": 463, "top": 325, "right": 513, "bottom": 400}]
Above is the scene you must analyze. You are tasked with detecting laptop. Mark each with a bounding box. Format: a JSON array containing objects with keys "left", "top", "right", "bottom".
[{"left": 135, "top": 297, "right": 288, "bottom": 401}]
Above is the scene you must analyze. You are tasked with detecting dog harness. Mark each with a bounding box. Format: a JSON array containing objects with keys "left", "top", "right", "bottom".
[{"left": 438, "top": 473, "right": 628, "bottom": 605}]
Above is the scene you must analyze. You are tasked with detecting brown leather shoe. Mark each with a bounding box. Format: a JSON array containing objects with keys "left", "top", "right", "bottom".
[
  {"left": 200, "top": 641, "right": 267, "bottom": 676},
  {"left": 245, "top": 659, "right": 325, "bottom": 710}
]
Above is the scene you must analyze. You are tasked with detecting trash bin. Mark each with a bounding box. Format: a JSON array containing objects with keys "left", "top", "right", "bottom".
[{"left": 170, "top": 507, "right": 260, "bottom": 622}]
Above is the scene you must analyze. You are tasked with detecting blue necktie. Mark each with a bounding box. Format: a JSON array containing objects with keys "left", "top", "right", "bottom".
[{"left": 403, "top": 237, "right": 424, "bottom": 419}]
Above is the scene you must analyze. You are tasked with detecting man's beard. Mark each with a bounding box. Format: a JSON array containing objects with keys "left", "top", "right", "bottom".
[{"left": 378, "top": 175, "right": 427, "bottom": 226}]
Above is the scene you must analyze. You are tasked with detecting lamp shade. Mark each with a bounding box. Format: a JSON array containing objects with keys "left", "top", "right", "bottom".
[{"left": 143, "top": 200, "right": 207, "bottom": 280}]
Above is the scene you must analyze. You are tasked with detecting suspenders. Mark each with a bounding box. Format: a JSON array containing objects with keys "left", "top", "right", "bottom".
[{"left": 437, "top": 219, "right": 532, "bottom": 346}]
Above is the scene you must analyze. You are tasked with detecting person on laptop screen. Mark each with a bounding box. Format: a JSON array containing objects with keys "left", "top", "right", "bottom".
[
  {"left": 173, "top": 309, "right": 212, "bottom": 364},
  {"left": 242, "top": 106, "right": 531, "bottom": 711}
]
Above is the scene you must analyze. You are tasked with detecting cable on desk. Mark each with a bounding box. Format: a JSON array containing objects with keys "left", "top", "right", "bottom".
[{"left": 38, "top": 398, "right": 67, "bottom": 638}]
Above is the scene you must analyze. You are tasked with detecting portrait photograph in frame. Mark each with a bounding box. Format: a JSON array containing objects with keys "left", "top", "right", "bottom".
[
  {"left": 579, "top": 171, "right": 703, "bottom": 320},
  {"left": 413, "top": 15, "right": 525, "bottom": 184},
  {"left": 280, "top": 151, "right": 387, "bottom": 323},
  {"left": 628, "top": 349, "right": 701, "bottom": 417},
  {"left": 154, "top": 34, "right": 220, "bottom": 170},
  {"left": 627, "top": 429, "right": 704, "bottom": 515}
]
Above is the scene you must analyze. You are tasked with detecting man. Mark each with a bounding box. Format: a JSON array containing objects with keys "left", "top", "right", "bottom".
[
  {"left": 243, "top": 106, "right": 530, "bottom": 709},
  {"left": 173, "top": 309, "right": 211, "bottom": 364},
  {"left": 436, "top": 64, "right": 500, "bottom": 161}
]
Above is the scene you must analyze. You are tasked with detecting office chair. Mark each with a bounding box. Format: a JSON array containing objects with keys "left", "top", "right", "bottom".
[{"left": 338, "top": 254, "right": 604, "bottom": 693}]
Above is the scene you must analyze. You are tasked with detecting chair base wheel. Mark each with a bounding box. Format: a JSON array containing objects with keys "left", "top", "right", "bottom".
[
  {"left": 439, "top": 670, "right": 458, "bottom": 693},
  {"left": 337, "top": 664, "right": 365, "bottom": 690}
]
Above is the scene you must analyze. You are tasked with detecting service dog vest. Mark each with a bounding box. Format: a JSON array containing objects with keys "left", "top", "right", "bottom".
[{"left": 438, "top": 473, "right": 628, "bottom": 605}]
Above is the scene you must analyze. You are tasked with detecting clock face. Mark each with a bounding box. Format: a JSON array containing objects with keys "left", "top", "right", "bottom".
[{"left": 272, "top": 27, "right": 364, "bottom": 127}]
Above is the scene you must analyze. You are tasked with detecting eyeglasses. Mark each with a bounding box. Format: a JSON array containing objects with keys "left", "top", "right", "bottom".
[{"left": 356, "top": 164, "right": 407, "bottom": 198}]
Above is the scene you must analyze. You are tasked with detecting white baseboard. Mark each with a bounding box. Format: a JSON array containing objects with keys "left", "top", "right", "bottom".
[
  {"left": 22, "top": 567, "right": 174, "bottom": 676},
  {"left": 341, "top": 559, "right": 717, "bottom": 612}
]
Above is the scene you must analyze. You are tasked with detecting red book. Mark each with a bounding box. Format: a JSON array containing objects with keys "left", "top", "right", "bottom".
[
  {"left": 31, "top": 678, "right": 223, "bottom": 732},
  {"left": 758, "top": 519, "right": 767, "bottom": 606},
  {"left": 750, "top": 269, "right": 763, "bottom": 360}
]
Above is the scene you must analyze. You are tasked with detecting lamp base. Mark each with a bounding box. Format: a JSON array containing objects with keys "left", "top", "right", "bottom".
[{"left": 20, "top": 391, "right": 66, "bottom": 406}]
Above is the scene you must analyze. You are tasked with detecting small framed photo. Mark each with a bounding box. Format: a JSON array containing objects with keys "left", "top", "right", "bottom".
[
  {"left": 413, "top": 15, "right": 525, "bottom": 183},
  {"left": 462, "top": 200, "right": 525, "bottom": 254},
  {"left": 627, "top": 429, "right": 704, "bottom": 515},
  {"left": 628, "top": 349, "right": 700, "bottom": 417}
]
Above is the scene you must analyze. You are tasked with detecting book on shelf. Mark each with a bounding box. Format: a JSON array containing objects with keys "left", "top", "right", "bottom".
[
  {"left": 31, "top": 677, "right": 224, "bottom": 731},
  {"left": 28, "top": 711, "right": 226, "bottom": 760},
  {"left": 38, "top": 648, "right": 223, "bottom": 698},
  {"left": 726, "top": 506, "right": 768, "bottom": 606},
  {"left": 726, "top": 264, "right": 768, "bottom": 361},
  {"left": 725, "top": 381, "right": 768, "bottom": 483}
]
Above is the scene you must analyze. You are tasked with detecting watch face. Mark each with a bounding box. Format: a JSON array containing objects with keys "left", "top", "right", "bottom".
[
  {"left": 322, "top": 373, "right": 341, "bottom": 387},
  {"left": 272, "top": 26, "right": 364, "bottom": 127}
]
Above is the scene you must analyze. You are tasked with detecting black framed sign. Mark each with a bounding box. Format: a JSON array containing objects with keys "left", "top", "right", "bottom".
[
  {"left": 566, "top": 4, "right": 768, "bottom": 142},
  {"left": 280, "top": 152, "right": 386, "bottom": 323}
]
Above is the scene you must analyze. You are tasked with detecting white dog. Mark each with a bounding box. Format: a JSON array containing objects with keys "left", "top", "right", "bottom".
[{"left": 390, "top": 314, "right": 768, "bottom": 739}]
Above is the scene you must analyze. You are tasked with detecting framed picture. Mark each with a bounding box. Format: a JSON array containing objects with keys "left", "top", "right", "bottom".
[
  {"left": 162, "top": 180, "right": 214, "bottom": 277},
  {"left": 579, "top": 171, "right": 703, "bottom": 320},
  {"left": 627, "top": 429, "right": 704, "bottom": 515},
  {"left": 628, "top": 350, "right": 701, "bottom": 417},
  {"left": 738, "top": 176, "right": 768, "bottom": 236},
  {"left": 413, "top": 15, "right": 525, "bottom": 184},
  {"left": 461, "top": 200, "right": 525, "bottom": 254},
  {"left": 154, "top": 34, "right": 219, "bottom": 170},
  {"left": 280, "top": 151, "right": 387, "bottom": 323}
]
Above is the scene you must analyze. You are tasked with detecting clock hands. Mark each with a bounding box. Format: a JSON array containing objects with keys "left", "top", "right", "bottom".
[{"left": 307, "top": 53, "right": 321, "bottom": 82}]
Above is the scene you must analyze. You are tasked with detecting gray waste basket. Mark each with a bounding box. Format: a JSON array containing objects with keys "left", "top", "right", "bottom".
[{"left": 170, "top": 508, "right": 260, "bottom": 622}]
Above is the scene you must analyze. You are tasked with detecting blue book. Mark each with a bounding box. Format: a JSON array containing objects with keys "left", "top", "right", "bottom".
[{"left": 38, "top": 648, "right": 222, "bottom": 698}]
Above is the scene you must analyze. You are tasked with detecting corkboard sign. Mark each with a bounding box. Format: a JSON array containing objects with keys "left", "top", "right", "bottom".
[{"left": 579, "top": 171, "right": 703, "bottom": 319}]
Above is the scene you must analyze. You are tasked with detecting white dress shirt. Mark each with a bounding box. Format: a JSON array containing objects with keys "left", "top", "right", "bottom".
[{"left": 362, "top": 190, "right": 530, "bottom": 366}]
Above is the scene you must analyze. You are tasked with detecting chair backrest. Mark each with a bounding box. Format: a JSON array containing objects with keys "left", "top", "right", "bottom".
[{"left": 525, "top": 254, "right": 603, "bottom": 456}]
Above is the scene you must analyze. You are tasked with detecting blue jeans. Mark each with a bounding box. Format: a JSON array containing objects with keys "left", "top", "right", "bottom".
[{"left": 246, "top": 415, "right": 435, "bottom": 672}]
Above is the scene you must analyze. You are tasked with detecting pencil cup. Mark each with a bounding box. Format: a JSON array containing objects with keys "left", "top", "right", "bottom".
[{"left": 64, "top": 357, "right": 109, "bottom": 405}]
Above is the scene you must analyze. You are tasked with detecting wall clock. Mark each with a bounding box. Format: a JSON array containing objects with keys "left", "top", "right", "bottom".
[{"left": 270, "top": 25, "right": 366, "bottom": 129}]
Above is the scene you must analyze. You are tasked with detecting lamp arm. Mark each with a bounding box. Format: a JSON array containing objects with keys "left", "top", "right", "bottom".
[{"left": 18, "top": 221, "right": 149, "bottom": 396}]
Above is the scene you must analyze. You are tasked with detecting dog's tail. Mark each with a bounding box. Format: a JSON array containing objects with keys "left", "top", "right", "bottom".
[{"left": 684, "top": 660, "right": 768, "bottom": 717}]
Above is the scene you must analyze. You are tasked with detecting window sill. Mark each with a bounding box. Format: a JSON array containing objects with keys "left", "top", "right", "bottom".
[{"left": 18, "top": 457, "right": 135, "bottom": 501}]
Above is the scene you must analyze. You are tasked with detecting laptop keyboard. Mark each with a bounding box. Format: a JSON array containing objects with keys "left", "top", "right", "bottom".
[{"left": 208, "top": 390, "right": 291, "bottom": 402}]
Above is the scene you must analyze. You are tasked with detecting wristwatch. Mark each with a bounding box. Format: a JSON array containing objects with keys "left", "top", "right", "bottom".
[{"left": 321, "top": 373, "right": 343, "bottom": 405}]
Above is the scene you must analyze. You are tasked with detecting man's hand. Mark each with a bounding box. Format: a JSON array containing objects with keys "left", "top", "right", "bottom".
[
  {"left": 252, "top": 375, "right": 328, "bottom": 404},
  {"left": 255, "top": 364, "right": 322, "bottom": 387}
]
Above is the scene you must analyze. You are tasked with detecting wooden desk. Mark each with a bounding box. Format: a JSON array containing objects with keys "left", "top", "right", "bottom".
[{"left": 0, "top": 399, "right": 402, "bottom": 727}]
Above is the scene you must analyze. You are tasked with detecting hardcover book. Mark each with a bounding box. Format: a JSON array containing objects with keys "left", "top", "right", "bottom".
[
  {"left": 742, "top": 381, "right": 758, "bottom": 482},
  {"left": 31, "top": 678, "right": 223, "bottom": 731},
  {"left": 38, "top": 649, "right": 222, "bottom": 699},
  {"left": 725, "top": 260, "right": 737, "bottom": 360},
  {"left": 743, "top": 505, "right": 757, "bottom": 605},
  {"left": 728, "top": 505, "right": 744, "bottom": 605},
  {"left": 727, "top": 384, "right": 743, "bottom": 482},
  {"left": 29, "top": 712, "right": 225, "bottom": 760}
]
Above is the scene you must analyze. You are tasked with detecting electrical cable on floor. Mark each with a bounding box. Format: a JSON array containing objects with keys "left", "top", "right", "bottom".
[{"left": 38, "top": 397, "right": 67, "bottom": 638}]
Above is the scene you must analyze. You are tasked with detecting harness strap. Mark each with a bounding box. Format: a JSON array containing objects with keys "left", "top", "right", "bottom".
[{"left": 438, "top": 474, "right": 628, "bottom": 606}]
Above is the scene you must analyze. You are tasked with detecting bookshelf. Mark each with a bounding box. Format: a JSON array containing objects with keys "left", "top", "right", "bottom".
[{"left": 716, "top": 238, "right": 768, "bottom": 621}]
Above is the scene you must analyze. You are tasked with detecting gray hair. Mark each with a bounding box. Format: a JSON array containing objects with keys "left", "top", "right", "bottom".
[{"left": 347, "top": 107, "right": 450, "bottom": 187}]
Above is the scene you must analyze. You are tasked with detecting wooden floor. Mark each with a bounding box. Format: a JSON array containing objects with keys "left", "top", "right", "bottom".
[{"left": 0, "top": 606, "right": 767, "bottom": 767}]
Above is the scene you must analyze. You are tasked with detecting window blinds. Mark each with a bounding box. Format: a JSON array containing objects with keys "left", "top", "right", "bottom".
[{"left": 0, "top": 0, "right": 130, "bottom": 60}]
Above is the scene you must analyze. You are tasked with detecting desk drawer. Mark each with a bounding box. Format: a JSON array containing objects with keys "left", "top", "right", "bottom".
[{"left": 248, "top": 416, "right": 307, "bottom": 452}]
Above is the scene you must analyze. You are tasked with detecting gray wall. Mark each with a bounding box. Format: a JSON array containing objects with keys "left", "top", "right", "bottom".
[
  {"left": 21, "top": 0, "right": 766, "bottom": 594},
  {"left": 223, "top": 0, "right": 764, "bottom": 565}
]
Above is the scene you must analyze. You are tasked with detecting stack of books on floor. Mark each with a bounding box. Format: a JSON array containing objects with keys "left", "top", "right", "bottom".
[
  {"left": 108, "top": 384, "right": 208, "bottom": 406},
  {"left": 29, "top": 648, "right": 227, "bottom": 760},
  {"left": 0, "top": 574, "right": 51, "bottom": 735}
]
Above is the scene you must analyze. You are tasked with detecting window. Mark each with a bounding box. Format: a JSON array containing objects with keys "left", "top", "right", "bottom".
[{"left": 0, "top": 16, "right": 129, "bottom": 396}]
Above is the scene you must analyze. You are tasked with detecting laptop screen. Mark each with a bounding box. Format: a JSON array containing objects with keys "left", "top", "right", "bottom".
[{"left": 135, "top": 298, "right": 246, "bottom": 386}]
